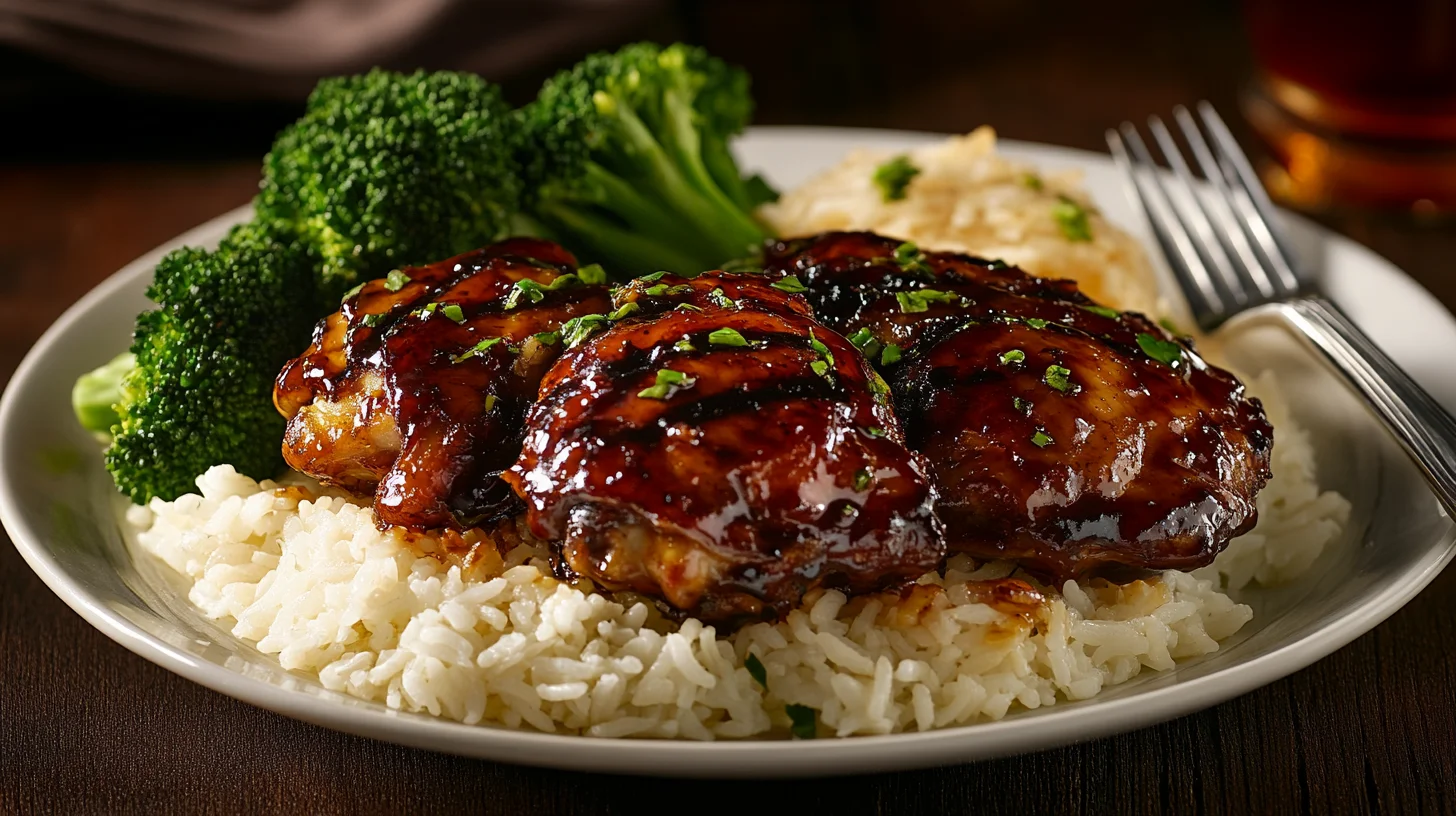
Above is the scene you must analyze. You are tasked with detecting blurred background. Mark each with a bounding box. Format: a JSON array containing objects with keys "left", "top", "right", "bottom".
[
  {"left": 2, "top": 0, "right": 1455, "bottom": 378},
  {"left": 1, "top": 0, "right": 1256, "bottom": 160}
]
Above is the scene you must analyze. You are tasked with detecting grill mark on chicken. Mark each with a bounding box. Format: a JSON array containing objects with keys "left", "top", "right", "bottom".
[
  {"left": 274, "top": 238, "right": 613, "bottom": 530},
  {"left": 761, "top": 231, "right": 1273, "bottom": 582},
  {"left": 504, "top": 272, "right": 944, "bottom": 623}
]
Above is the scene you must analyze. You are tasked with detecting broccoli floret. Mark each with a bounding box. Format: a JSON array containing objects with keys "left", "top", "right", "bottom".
[
  {"left": 96, "top": 223, "right": 319, "bottom": 503},
  {"left": 258, "top": 69, "right": 521, "bottom": 296},
  {"left": 518, "top": 42, "right": 776, "bottom": 276}
]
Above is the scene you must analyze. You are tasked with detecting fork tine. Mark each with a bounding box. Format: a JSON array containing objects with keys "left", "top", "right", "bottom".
[
  {"left": 1196, "top": 101, "right": 1304, "bottom": 294},
  {"left": 1119, "top": 122, "right": 1246, "bottom": 313},
  {"left": 1106, "top": 126, "right": 1227, "bottom": 325},
  {"left": 1145, "top": 115, "right": 1254, "bottom": 306},
  {"left": 1169, "top": 106, "right": 1283, "bottom": 300}
]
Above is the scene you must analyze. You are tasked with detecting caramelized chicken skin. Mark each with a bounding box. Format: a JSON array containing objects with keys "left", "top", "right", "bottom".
[
  {"left": 504, "top": 272, "right": 945, "bottom": 623},
  {"left": 274, "top": 238, "right": 612, "bottom": 529},
  {"left": 761, "top": 231, "right": 1273, "bottom": 582}
]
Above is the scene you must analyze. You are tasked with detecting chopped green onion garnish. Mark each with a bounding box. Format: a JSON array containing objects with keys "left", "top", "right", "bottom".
[
  {"left": 808, "top": 329, "right": 831, "bottom": 358},
  {"left": 384, "top": 270, "right": 411, "bottom": 292},
  {"left": 1080, "top": 304, "right": 1119, "bottom": 319},
  {"left": 533, "top": 331, "right": 560, "bottom": 346},
  {"left": 1136, "top": 333, "right": 1184, "bottom": 367},
  {"left": 442, "top": 303, "right": 466, "bottom": 324},
  {"left": 1031, "top": 429, "right": 1054, "bottom": 448},
  {"left": 645, "top": 283, "right": 692, "bottom": 297},
  {"left": 1044, "top": 364, "right": 1074, "bottom": 393},
  {"left": 505, "top": 280, "right": 546, "bottom": 310},
  {"left": 1053, "top": 194, "right": 1093, "bottom": 242},
  {"left": 562, "top": 314, "right": 610, "bottom": 348},
  {"left": 1013, "top": 396, "right": 1033, "bottom": 415},
  {"left": 360, "top": 313, "right": 384, "bottom": 328},
  {"left": 853, "top": 469, "right": 872, "bottom": 492},
  {"left": 637, "top": 271, "right": 669, "bottom": 283},
  {"left": 873, "top": 155, "right": 920, "bottom": 203},
  {"left": 452, "top": 336, "right": 503, "bottom": 362},
  {"left": 607, "top": 302, "right": 641, "bottom": 321},
  {"left": 847, "top": 328, "right": 884, "bottom": 361},
  {"left": 999, "top": 349, "right": 1025, "bottom": 365},
  {"left": 1024, "top": 317, "right": 1049, "bottom": 330},
  {"left": 708, "top": 288, "right": 738, "bottom": 309},
  {"left": 1022, "top": 172, "right": 1044, "bottom": 191},
  {"left": 709, "top": 328, "right": 749, "bottom": 347},
  {"left": 880, "top": 344, "right": 902, "bottom": 366},
  {"left": 341, "top": 282, "right": 365, "bottom": 301},
  {"left": 577, "top": 263, "right": 607, "bottom": 285},
  {"left": 771, "top": 276, "right": 807, "bottom": 294},
  {"left": 675, "top": 303, "right": 704, "bottom": 313},
  {"left": 892, "top": 241, "right": 932, "bottom": 277},
  {"left": 484, "top": 395, "right": 498, "bottom": 412},
  {"left": 745, "top": 654, "right": 768, "bottom": 689},
  {"left": 786, "top": 704, "right": 817, "bottom": 739},
  {"left": 807, "top": 329, "right": 836, "bottom": 383},
  {"left": 895, "top": 289, "right": 962, "bottom": 314},
  {"left": 863, "top": 427, "right": 887, "bottom": 438},
  {"left": 674, "top": 338, "right": 695, "bottom": 352},
  {"left": 638, "top": 368, "right": 696, "bottom": 400}
]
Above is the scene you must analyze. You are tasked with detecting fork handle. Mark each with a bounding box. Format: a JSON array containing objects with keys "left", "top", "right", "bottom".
[{"left": 1278, "top": 296, "right": 1456, "bottom": 515}]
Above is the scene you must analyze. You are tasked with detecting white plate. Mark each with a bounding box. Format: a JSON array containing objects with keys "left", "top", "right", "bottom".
[{"left": 3, "top": 127, "right": 1454, "bottom": 778}]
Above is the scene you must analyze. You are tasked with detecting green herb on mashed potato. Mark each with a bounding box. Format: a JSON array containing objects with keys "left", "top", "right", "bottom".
[
  {"left": 1053, "top": 194, "right": 1093, "bottom": 242},
  {"left": 872, "top": 154, "right": 921, "bottom": 202}
]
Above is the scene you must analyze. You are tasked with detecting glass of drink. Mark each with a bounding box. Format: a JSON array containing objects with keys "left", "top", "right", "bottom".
[{"left": 1243, "top": 0, "right": 1456, "bottom": 212}]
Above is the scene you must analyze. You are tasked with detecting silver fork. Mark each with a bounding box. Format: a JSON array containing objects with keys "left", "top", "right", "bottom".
[{"left": 1107, "top": 102, "right": 1456, "bottom": 515}]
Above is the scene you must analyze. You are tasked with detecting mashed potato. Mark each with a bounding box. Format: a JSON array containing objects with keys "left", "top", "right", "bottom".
[{"left": 759, "top": 127, "right": 1164, "bottom": 316}]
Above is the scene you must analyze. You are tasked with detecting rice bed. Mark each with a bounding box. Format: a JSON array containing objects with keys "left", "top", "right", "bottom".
[{"left": 127, "top": 375, "right": 1348, "bottom": 739}]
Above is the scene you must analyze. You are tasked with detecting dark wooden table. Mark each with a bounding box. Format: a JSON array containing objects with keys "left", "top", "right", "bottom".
[{"left": 3, "top": 2, "right": 1455, "bottom": 813}]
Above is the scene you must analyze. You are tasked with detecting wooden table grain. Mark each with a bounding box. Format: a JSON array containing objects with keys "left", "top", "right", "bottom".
[{"left": 3, "top": 3, "right": 1455, "bottom": 813}]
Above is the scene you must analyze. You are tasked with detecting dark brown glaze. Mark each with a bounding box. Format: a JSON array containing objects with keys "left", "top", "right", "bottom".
[
  {"left": 274, "top": 238, "right": 613, "bottom": 530},
  {"left": 504, "top": 272, "right": 945, "bottom": 623},
  {"left": 761, "top": 231, "right": 1273, "bottom": 583},
  {"left": 761, "top": 231, "right": 1092, "bottom": 361},
  {"left": 613, "top": 270, "right": 814, "bottom": 317},
  {"left": 962, "top": 578, "right": 1047, "bottom": 619}
]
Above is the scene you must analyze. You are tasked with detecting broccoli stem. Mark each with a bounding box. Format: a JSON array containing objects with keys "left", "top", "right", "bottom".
[
  {"left": 701, "top": 134, "right": 761, "bottom": 211},
  {"left": 72, "top": 352, "right": 135, "bottom": 435},
  {"left": 539, "top": 201, "right": 705, "bottom": 275},
  {"left": 655, "top": 86, "right": 769, "bottom": 253},
  {"left": 600, "top": 96, "right": 764, "bottom": 263},
  {"left": 577, "top": 161, "right": 712, "bottom": 250}
]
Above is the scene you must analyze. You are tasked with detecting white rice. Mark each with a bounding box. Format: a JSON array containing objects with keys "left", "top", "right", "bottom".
[
  {"left": 125, "top": 135, "right": 1352, "bottom": 738},
  {"left": 126, "top": 375, "right": 1348, "bottom": 739}
]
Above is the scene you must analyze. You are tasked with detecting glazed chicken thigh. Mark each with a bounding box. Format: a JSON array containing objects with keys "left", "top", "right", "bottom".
[
  {"left": 274, "top": 238, "right": 612, "bottom": 529},
  {"left": 504, "top": 272, "right": 945, "bottom": 623},
  {"left": 761, "top": 231, "right": 1274, "bottom": 582}
]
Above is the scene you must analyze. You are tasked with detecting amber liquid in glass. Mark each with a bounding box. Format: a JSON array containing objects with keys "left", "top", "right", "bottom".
[{"left": 1243, "top": 0, "right": 1456, "bottom": 210}]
